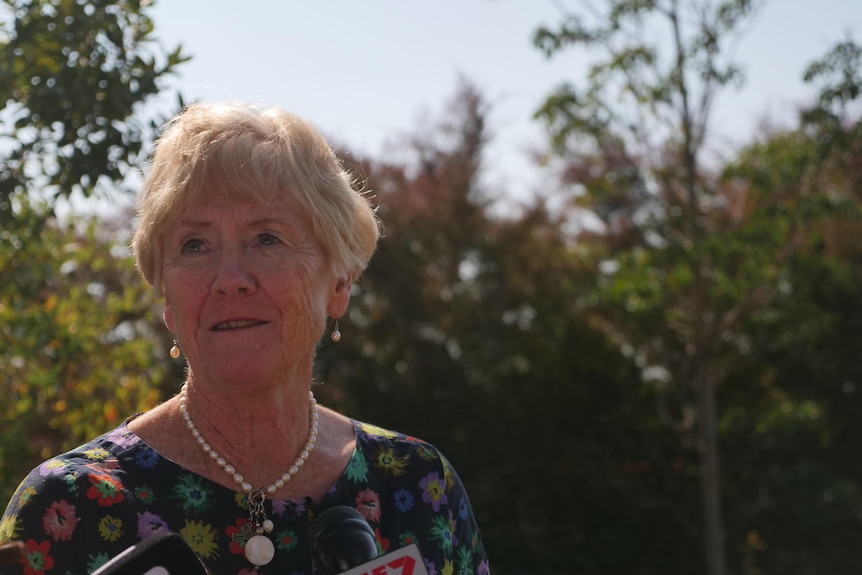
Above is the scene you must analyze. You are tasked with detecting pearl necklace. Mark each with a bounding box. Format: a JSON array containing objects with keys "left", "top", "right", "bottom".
[{"left": 178, "top": 384, "right": 319, "bottom": 566}]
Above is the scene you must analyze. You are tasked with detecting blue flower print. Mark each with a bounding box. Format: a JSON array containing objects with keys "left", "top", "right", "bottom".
[{"left": 394, "top": 489, "right": 414, "bottom": 512}]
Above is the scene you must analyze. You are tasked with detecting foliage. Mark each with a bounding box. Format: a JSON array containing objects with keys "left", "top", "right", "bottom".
[
  {"left": 0, "top": 0, "right": 187, "bottom": 500},
  {"left": 533, "top": 0, "right": 862, "bottom": 573},
  {"left": 0, "top": 202, "right": 173, "bottom": 499},
  {"left": 0, "top": 0, "right": 189, "bottom": 222},
  {"left": 533, "top": 2, "right": 766, "bottom": 573},
  {"left": 316, "top": 82, "right": 685, "bottom": 575},
  {"left": 716, "top": 50, "right": 862, "bottom": 572}
]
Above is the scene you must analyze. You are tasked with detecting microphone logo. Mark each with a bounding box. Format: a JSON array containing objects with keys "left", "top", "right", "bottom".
[{"left": 337, "top": 543, "right": 429, "bottom": 575}]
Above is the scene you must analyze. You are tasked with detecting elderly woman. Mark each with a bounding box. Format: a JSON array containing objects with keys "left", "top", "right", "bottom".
[{"left": 0, "top": 103, "right": 489, "bottom": 574}]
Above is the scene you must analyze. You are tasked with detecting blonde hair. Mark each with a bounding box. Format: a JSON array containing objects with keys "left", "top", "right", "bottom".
[{"left": 132, "top": 102, "right": 380, "bottom": 292}]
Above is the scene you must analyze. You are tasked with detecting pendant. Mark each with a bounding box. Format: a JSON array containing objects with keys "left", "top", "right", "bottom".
[{"left": 244, "top": 534, "right": 276, "bottom": 566}]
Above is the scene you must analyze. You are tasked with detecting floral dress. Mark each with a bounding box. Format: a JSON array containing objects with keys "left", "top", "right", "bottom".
[{"left": 0, "top": 419, "right": 489, "bottom": 575}]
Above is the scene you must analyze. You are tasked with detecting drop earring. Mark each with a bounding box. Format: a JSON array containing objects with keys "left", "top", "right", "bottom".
[
  {"left": 169, "top": 340, "right": 181, "bottom": 359},
  {"left": 330, "top": 321, "right": 341, "bottom": 343}
]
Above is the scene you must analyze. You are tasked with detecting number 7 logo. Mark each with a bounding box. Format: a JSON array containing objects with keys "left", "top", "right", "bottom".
[{"left": 341, "top": 544, "right": 429, "bottom": 575}]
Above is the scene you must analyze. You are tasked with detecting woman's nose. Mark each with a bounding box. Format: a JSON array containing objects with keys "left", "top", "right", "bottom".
[{"left": 211, "top": 254, "right": 256, "bottom": 295}]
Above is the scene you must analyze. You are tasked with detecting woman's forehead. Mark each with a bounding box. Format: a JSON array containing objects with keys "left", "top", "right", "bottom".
[
  {"left": 174, "top": 197, "right": 305, "bottom": 226},
  {"left": 164, "top": 195, "right": 318, "bottom": 246},
  {"left": 183, "top": 173, "right": 288, "bottom": 204}
]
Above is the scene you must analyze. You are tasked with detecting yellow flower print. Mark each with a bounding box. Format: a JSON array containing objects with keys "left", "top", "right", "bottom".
[
  {"left": 15, "top": 486, "right": 37, "bottom": 508},
  {"left": 442, "top": 457, "right": 454, "bottom": 490},
  {"left": 234, "top": 492, "right": 249, "bottom": 510},
  {"left": 359, "top": 423, "right": 399, "bottom": 439},
  {"left": 415, "top": 444, "right": 437, "bottom": 461},
  {"left": 83, "top": 447, "right": 110, "bottom": 461},
  {"left": 98, "top": 515, "right": 124, "bottom": 542},
  {"left": 180, "top": 520, "right": 219, "bottom": 559},
  {"left": 0, "top": 513, "right": 21, "bottom": 542},
  {"left": 441, "top": 559, "right": 455, "bottom": 575},
  {"left": 374, "top": 447, "right": 408, "bottom": 477}
]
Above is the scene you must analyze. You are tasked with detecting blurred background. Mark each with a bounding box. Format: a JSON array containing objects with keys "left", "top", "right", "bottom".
[{"left": 2, "top": 1, "right": 862, "bottom": 573}]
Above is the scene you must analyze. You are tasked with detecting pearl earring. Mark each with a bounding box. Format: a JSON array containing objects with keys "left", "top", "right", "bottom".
[
  {"left": 330, "top": 321, "right": 341, "bottom": 343},
  {"left": 169, "top": 340, "right": 181, "bottom": 359}
]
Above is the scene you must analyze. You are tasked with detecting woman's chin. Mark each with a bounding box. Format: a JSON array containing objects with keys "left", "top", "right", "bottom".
[{"left": 194, "top": 357, "right": 277, "bottom": 388}]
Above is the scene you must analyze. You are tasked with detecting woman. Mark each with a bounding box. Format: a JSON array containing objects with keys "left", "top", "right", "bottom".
[{"left": 0, "top": 103, "right": 489, "bottom": 575}]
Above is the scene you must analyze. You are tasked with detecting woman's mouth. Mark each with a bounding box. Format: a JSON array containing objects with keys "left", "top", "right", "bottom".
[{"left": 211, "top": 319, "right": 267, "bottom": 331}]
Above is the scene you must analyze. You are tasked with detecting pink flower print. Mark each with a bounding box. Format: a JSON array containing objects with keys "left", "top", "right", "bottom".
[
  {"left": 355, "top": 489, "right": 381, "bottom": 522},
  {"left": 42, "top": 500, "right": 79, "bottom": 541}
]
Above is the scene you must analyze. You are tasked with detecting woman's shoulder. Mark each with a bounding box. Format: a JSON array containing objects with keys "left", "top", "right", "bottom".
[
  {"left": 0, "top": 424, "right": 143, "bottom": 538},
  {"left": 11, "top": 423, "right": 144, "bottom": 486},
  {"left": 348, "top": 419, "right": 459, "bottom": 482},
  {"left": 352, "top": 420, "right": 440, "bottom": 453},
  {"left": 334, "top": 420, "right": 489, "bottom": 575}
]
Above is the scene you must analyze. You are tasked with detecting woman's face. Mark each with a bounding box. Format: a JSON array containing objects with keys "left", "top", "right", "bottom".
[{"left": 161, "top": 197, "right": 351, "bottom": 388}]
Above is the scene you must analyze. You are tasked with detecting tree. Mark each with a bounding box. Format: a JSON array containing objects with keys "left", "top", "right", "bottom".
[
  {"left": 316, "top": 81, "right": 682, "bottom": 575},
  {"left": 530, "top": 1, "right": 819, "bottom": 573},
  {"left": 713, "top": 40, "right": 862, "bottom": 572},
  {"left": 0, "top": 202, "right": 177, "bottom": 500},
  {"left": 534, "top": 0, "right": 862, "bottom": 570},
  {"left": 0, "top": 0, "right": 188, "bottom": 500},
  {"left": 0, "top": 0, "right": 188, "bottom": 221}
]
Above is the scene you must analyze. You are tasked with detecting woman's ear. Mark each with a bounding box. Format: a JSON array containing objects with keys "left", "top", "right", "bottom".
[
  {"left": 327, "top": 276, "right": 353, "bottom": 318},
  {"left": 163, "top": 302, "right": 175, "bottom": 332}
]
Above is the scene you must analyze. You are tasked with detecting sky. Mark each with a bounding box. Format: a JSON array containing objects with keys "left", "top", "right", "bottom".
[{"left": 146, "top": 0, "right": 862, "bottom": 200}]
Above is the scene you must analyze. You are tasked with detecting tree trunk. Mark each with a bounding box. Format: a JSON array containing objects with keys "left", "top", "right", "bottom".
[{"left": 696, "top": 366, "right": 728, "bottom": 575}]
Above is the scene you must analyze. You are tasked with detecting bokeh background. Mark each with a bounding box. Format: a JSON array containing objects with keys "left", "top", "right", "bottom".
[{"left": 2, "top": 1, "right": 862, "bottom": 574}]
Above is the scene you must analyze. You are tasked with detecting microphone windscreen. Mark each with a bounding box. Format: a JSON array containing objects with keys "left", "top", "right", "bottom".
[
  {"left": 310, "top": 506, "right": 378, "bottom": 575},
  {"left": 0, "top": 541, "right": 26, "bottom": 566},
  {"left": 91, "top": 533, "right": 207, "bottom": 575}
]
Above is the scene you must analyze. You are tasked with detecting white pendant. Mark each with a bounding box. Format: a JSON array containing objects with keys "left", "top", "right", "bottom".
[{"left": 244, "top": 534, "right": 276, "bottom": 566}]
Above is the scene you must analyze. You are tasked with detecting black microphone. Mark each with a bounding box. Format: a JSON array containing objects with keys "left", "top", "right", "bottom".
[
  {"left": 310, "top": 506, "right": 378, "bottom": 575},
  {"left": 0, "top": 541, "right": 25, "bottom": 566},
  {"left": 91, "top": 533, "right": 208, "bottom": 575},
  {"left": 310, "top": 507, "right": 430, "bottom": 575}
]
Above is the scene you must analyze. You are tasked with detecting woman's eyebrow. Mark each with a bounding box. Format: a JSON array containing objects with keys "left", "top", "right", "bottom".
[
  {"left": 174, "top": 217, "right": 214, "bottom": 230},
  {"left": 173, "top": 217, "right": 299, "bottom": 232},
  {"left": 247, "top": 218, "right": 286, "bottom": 228},
  {"left": 246, "top": 218, "right": 304, "bottom": 234}
]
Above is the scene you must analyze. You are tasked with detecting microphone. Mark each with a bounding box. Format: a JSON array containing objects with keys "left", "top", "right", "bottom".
[
  {"left": 310, "top": 506, "right": 378, "bottom": 574},
  {"left": 0, "top": 541, "right": 26, "bottom": 566},
  {"left": 310, "top": 506, "right": 429, "bottom": 575},
  {"left": 90, "top": 533, "right": 208, "bottom": 575}
]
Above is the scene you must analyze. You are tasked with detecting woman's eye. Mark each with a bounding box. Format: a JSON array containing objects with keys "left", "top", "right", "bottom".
[
  {"left": 180, "top": 238, "right": 205, "bottom": 253},
  {"left": 258, "top": 233, "right": 281, "bottom": 246}
]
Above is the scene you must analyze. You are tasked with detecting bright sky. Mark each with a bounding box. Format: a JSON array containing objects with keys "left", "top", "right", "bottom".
[{"left": 148, "top": 0, "right": 862, "bottom": 198}]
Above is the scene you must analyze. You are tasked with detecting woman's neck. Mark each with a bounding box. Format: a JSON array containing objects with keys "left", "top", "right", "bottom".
[{"left": 180, "top": 376, "right": 315, "bottom": 489}]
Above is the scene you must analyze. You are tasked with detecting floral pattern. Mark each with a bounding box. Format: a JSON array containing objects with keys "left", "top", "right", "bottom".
[
  {"left": 1, "top": 419, "right": 488, "bottom": 574},
  {"left": 97, "top": 516, "right": 124, "bottom": 542},
  {"left": 21, "top": 540, "right": 55, "bottom": 575},
  {"left": 86, "top": 474, "right": 125, "bottom": 508},
  {"left": 41, "top": 501, "right": 77, "bottom": 542}
]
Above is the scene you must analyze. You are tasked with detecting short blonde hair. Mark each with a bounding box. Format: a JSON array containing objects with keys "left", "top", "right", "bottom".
[{"left": 132, "top": 102, "right": 380, "bottom": 292}]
